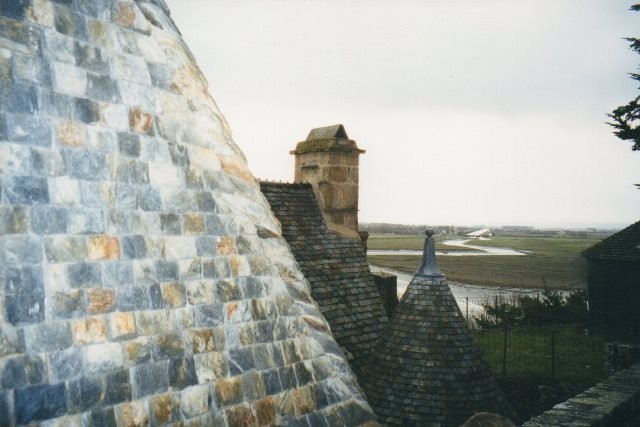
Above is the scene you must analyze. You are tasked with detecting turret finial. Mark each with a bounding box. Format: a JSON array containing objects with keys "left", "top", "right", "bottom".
[{"left": 415, "top": 229, "right": 444, "bottom": 278}]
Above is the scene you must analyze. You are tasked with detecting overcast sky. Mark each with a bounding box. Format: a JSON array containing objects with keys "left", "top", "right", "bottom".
[{"left": 165, "top": 0, "right": 640, "bottom": 228}]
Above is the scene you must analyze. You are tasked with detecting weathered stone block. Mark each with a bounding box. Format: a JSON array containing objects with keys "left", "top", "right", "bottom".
[
  {"left": 114, "top": 400, "right": 149, "bottom": 427},
  {"left": 226, "top": 403, "right": 256, "bottom": 426},
  {"left": 87, "top": 234, "right": 120, "bottom": 260},
  {"left": 67, "top": 262, "right": 102, "bottom": 288},
  {"left": 132, "top": 360, "right": 169, "bottom": 399},
  {"left": 55, "top": 120, "right": 85, "bottom": 147},
  {"left": 120, "top": 235, "right": 146, "bottom": 259},
  {"left": 15, "top": 383, "right": 67, "bottom": 424},
  {"left": 30, "top": 206, "right": 68, "bottom": 234},
  {"left": 156, "top": 260, "right": 179, "bottom": 281},
  {"left": 228, "top": 347, "right": 255, "bottom": 375},
  {"left": 138, "top": 186, "right": 161, "bottom": 211},
  {"left": 49, "top": 176, "right": 81, "bottom": 205},
  {"left": 99, "top": 102, "right": 129, "bottom": 131},
  {"left": 151, "top": 333, "right": 184, "bottom": 360},
  {"left": 0, "top": 354, "right": 45, "bottom": 389},
  {"left": 50, "top": 288, "right": 85, "bottom": 319},
  {"left": 5, "top": 113, "right": 51, "bottom": 147},
  {"left": 109, "top": 311, "right": 136, "bottom": 340},
  {"left": 262, "top": 369, "right": 283, "bottom": 396},
  {"left": 129, "top": 107, "right": 154, "bottom": 134},
  {"left": 63, "top": 148, "right": 106, "bottom": 181},
  {"left": 180, "top": 384, "right": 210, "bottom": 418},
  {"left": 73, "top": 97, "right": 100, "bottom": 124},
  {"left": 194, "top": 303, "right": 224, "bottom": 327},
  {"left": 89, "top": 407, "right": 117, "bottom": 427},
  {"left": 215, "top": 376, "right": 242, "bottom": 407},
  {"left": 3, "top": 264, "right": 45, "bottom": 325},
  {"left": 73, "top": 316, "right": 107, "bottom": 344},
  {"left": 44, "top": 235, "right": 86, "bottom": 262},
  {"left": 116, "top": 286, "right": 149, "bottom": 312},
  {"left": 105, "top": 369, "right": 131, "bottom": 405},
  {"left": 149, "top": 392, "right": 178, "bottom": 425},
  {"left": 86, "top": 72, "right": 119, "bottom": 102},
  {"left": 24, "top": 321, "right": 72, "bottom": 353},
  {"left": 169, "top": 357, "right": 197, "bottom": 389},
  {"left": 122, "top": 337, "right": 151, "bottom": 365},
  {"left": 67, "top": 375, "right": 104, "bottom": 413},
  {"left": 52, "top": 61, "right": 87, "bottom": 97},
  {"left": 4, "top": 175, "right": 49, "bottom": 205},
  {"left": 160, "top": 282, "right": 185, "bottom": 308},
  {"left": 84, "top": 342, "right": 124, "bottom": 374},
  {"left": 202, "top": 257, "right": 231, "bottom": 279}
]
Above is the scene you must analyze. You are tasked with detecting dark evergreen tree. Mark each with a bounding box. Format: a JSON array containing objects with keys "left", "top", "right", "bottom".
[{"left": 608, "top": 5, "right": 640, "bottom": 153}]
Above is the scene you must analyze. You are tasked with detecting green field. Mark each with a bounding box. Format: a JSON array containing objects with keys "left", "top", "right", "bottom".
[
  {"left": 368, "top": 235, "right": 600, "bottom": 289},
  {"left": 475, "top": 325, "right": 606, "bottom": 387}
]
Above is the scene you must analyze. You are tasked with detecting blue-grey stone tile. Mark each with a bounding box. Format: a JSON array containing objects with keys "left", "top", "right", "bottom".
[
  {"left": 0, "top": 0, "right": 29, "bottom": 21},
  {"left": 74, "top": 97, "right": 100, "bottom": 123},
  {"left": 155, "top": 260, "right": 178, "bottom": 281},
  {"left": 1, "top": 357, "right": 27, "bottom": 389},
  {"left": 63, "top": 149, "right": 106, "bottom": 181},
  {"left": 168, "top": 143, "right": 190, "bottom": 167},
  {"left": 13, "top": 53, "right": 51, "bottom": 86},
  {"left": 4, "top": 265, "right": 45, "bottom": 325},
  {"left": 116, "top": 286, "right": 149, "bottom": 312},
  {"left": 131, "top": 360, "right": 169, "bottom": 399},
  {"left": 103, "top": 262, "right": 133, "bottom": 287},
  {"left": 160, "top": 213, "right": 181, "bottom": 234},
  {"left": 86, "top": 72, "right": 119, "bottom": 102},
  {"left": 67, "top": 376, "right": 104, "bottom": 413},
  {"left": 195, "top": 236, "right": 216, "bottom": 256},
  {"left": 139, "top": 187, "right": 161, "bottom": 211},
  {"left": 115, "top": 184, "right": 137, "bottom": 210},
  {"left": 228, "top": 347, "right": 255, "bottom": 376},
  {"left": 24, "top": 321, "right": 72, "bottom": 353},
  {"left": 67, "top": 208, "right": 104, "bottom": 234},
  {"left": 118, "top": 133, "right": 140, "bottom": 158},
  {"left": 79, "top": 181, "right": 103, "bottom": 207},
  {"left": 90, "top": 408, "right": 117, "bottom": 427},
  {"left": 15, "top": 383, "right": 67, "bottom": 424},
  {"left": 6, "top": 114, "right": 51, "bottom": 146},
  {"left": 151, "top": 333, "right": 184, "bottom": 361},
  {"left": 150, "top": 283, "right": 162, "bottom": 309},
  {"left": 147, "top": 61, "right": 171, "bottom": 90},
  {"left": 196, "top": 191, "right": 217, "bottom": 212},
  {"left": 6, "top": 83, "right": 40, "bottom": 114},
  {"left": 262, "top": 369, "right": 283, "bottom": 396},
  {"left": 30, "top": 147, "right": 67, "bottom": 176},
  {"left": 53, "top": 3, "right": 74, "bottom": 36},
  {"left": 121, "top": 235, "right": 146, "bottom": 259},
  {"left": 184, "top": 168, "right": 205, "bottom": 190},
  {"left": 105, "top": 369, "right": 131, "bottom": 405},
  {"left": 67, "top": 262, "right": 102, "bottom": 288},
  {"left": 114, "top": 158, "right": 149, "bottom": 184},
  {"left": 49, "top": 347, "right": 83, "bottom": 382},
  {"left": 0, "top": 391, "right": 12, "bottom": 425},
  {"left": 169, "top": 357, "right": 197, "bottom": 389},
  {"left": 39, "top": 90, "right": 75, "bottom": 119},
  {"left": 30, "top": 206, "right": 68, "bottom": 234},
  {"left": 195, "top": 303, "right": 224, "bottom": 327},
  {"left": 3, "top": 176, "right": 48, "bottom": 205}
]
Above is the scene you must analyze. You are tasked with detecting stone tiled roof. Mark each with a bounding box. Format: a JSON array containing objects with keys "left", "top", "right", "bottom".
[
  {"left": 306, "top": 124, "right": 348, "bottom": 141},
  {"left": 0, "top": 1, "right": 378, "bottom": 425},
  {"left": 582, "top": 220, "right": 640, "bottom": 261},
  {"left": 364, "top": 232, "right": 513, "bottom": 426},
  {"left": 260, "top": 182, "right": 389, "bottom": 378}
]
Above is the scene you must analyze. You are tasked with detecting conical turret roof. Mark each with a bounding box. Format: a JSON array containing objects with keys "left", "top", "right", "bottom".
[{"left": 364, "top": 230, "right": 513, "bottom": 426}]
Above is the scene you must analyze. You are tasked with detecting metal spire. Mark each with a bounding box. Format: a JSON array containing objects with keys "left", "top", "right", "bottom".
[{"left": 415, "top": 229, "right": 444, "bottom": 278}]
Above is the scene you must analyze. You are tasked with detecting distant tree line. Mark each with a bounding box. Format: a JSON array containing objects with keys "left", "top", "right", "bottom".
[
  {"left": 360, "top": 223, "right": 459, "bottom": 235},
  {"left": 474, "top": 290, "right": 588, "bottom": 330}
]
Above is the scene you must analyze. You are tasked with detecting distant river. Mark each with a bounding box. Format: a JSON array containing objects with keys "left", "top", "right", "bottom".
[{"left": 367, "top": 238, "right": 526, "bottom": 257}]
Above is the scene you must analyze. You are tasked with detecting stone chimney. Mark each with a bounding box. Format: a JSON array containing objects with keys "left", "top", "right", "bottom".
[{"left": 290, "top": 124, "right": 364, "bottom": 238}]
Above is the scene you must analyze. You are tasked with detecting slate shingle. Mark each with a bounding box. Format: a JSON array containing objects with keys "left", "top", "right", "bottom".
[{"left": 582, "top": 220, "right": 640, "bottom": 261}]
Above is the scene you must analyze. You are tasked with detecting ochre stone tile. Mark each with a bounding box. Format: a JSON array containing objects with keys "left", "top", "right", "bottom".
[
  {"left": 87, "top": 235, "right": 120, "bottom": 261},
  {"left": 87, "top": 288, "right": 116, "bottom": 314}
]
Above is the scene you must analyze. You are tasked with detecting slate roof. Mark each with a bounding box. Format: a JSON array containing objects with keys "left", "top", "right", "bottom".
[
  {"left": 260, "top": 182, "right": 389, "bottom": 378},
  {"left": 582, "top": 220, "right": 640, "bottom": 261},
  {"left": 306, "top": 124, "right": 349, "bottom": 141},
  {"left": 364, "top": 231, "right": 514, "bottom": 426}
]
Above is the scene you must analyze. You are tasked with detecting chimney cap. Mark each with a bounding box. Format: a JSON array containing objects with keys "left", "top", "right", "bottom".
[
  {"left": 291, "top": 124, "right": 365, "bottom": 155},
  {"left": 306, "top": 124, "right": 349, "bottom": 141}
]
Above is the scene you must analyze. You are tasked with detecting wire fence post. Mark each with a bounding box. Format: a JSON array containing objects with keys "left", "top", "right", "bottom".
[
  {"left": 551, "top": 330, "right": 556, "bottom": 382},
  {"left": 502, "top": 322, "right": 508, "bottom": 376}
]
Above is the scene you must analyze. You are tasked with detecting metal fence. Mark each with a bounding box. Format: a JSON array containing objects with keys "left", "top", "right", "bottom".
[{"left": 473, "top": 323, "right": 606, "bottom": 386}]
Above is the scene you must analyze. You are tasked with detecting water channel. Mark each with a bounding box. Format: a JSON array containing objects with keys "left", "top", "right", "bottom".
[{"left": 368, "top": 238, "right": 570, "bottom": 319}]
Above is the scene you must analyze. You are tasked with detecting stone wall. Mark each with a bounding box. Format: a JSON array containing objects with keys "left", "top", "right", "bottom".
[
  {"left": 371, "top": 272, "right": 398, "bottom": 318},
  {"left": 0, "top": 1, "right": 377, "bottom": 425},
  {"left": 522, "top": 363, "right": 640, "bottom": 426}
]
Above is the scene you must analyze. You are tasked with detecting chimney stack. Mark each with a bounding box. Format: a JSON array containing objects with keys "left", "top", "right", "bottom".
[{"left": 291, "top": 125, "right": 364, "bottom": 238}]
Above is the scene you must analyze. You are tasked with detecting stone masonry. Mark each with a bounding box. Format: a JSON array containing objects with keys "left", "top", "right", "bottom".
[
  {"left": 290, "top": 125, "right": 364, "bottom": 239},
  {"left": 0, "top": 1, "right": 378, "bottom": 425}
]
